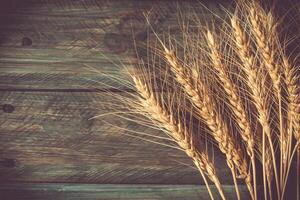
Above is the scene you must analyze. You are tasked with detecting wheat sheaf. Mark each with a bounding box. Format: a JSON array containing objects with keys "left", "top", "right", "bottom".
[{"left": 95, "top": 1, "right": 300, "bottom": 199}]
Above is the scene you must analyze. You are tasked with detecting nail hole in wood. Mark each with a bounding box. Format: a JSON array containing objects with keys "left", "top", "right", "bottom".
[
  {"left": 0, "top": 158, "right": 16, "bottom": 168},
  {"left": 22, "top": 37, "right": 32, "bottom": 46},
  {"left": 2, "top": 104, "right": 14, "bottom": 113}
]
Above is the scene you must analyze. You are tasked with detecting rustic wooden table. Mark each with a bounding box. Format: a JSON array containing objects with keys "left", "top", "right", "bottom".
[{"left": 0, "top": 0, "right": 256, "bottom": 199}]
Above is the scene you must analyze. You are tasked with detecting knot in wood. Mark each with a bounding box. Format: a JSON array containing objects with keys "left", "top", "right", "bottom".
[
  {"left": 2, "top": 104, "right": 14, "bottom": 113},
  {"left": 22, "top": 37, "right": 32, "bottom": 46},
  {"left": 103, "top": 33, "right": 128, "bottom": 54}
]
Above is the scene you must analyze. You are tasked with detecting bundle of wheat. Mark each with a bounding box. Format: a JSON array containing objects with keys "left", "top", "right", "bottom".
[{"left": 95, "top": 1, "right": 299, "bottom": 199}]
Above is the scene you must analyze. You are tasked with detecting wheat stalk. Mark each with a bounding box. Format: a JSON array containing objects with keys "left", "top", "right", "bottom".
[
  {"left": 248, "top": 4, "right": 300, "bottom": 199},
  {"left": 248, "top": 6, "right": 292, "bottom": 196},
  {"left": 206, "top": 28, "right": 256, "bottom": 200},
  {"left": 132, "top": 75, "right": 226, "bottom": 200},
  {"left": 162, "top": 46, "right": 253, "bottom": 199},
  {"left": 231, "top": 12, "right": 280, "bottom": 199},
  {"left": 282, "top": 57, "right": 300, "bottom": 199}
]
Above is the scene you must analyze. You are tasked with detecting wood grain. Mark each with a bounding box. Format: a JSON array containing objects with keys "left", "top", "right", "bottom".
[
  {"left": 0, "top": 0, "right": 227, "bottom": 90},
  {"left": 0, "top": 183, "right": 252, "bottom": 200},
  {"left": 0, "top": 91, "right": 232, "bottom": 184}
]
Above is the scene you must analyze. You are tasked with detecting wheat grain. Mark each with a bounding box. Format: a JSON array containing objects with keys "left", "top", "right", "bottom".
[
  {"left": 132, "top": 75, "right": 226, "bottom": 200},
  {"left": 283, "top": 58, "right": 300, "bottom": 142},
  {"left": 231, "top": 10, "right": 273, "bottom": 156},
  {"left": 231, "top": 10, "right": 281, "bottom": 199},
  {"left": 163, "top": 47, "right": 253, "bottom": 199},
  {"left": 206, "top": 28, "right": 255, "bottom": 199},
  {"left": 249, "top": 6, "right": 281, "bottom": 95},
  {"left": 206, "top": 29, "right": 255, "bottom": 159}
]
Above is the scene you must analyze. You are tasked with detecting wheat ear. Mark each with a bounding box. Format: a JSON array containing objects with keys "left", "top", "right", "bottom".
[
  {"left": 231, "top": 12, "right": 280, "bottom": 199},
  {"left": 249, "top": 6, "right": 281, "bottom": 95},
  {"left": 248, "top": 7, "right": 299, "bottom": 196},
  {"left": 206, "top": 29, "right": 255, "bottom": 200},
  {"left": 282, "top": 57, "right": 300, "bottom": 199},
  {"left": 132, "top": 75, "right": 225, "bottom": 200},
  {"left": 163, "top": 47, "right": 252, "bottom": 200},
  {"left": 249, "top": 6, "right": 291, "bottom": 194},
  {"left": 284, "top": 58, "right": 300, "bottom": 142}
]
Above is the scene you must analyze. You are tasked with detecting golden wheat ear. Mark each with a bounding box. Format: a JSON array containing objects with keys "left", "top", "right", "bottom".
[
  {"left": 283, "top": 55, "right": 300, "bottom": 141},
  {"left": 248, "top": 5, "right": 282, "bottom": 96},
  {"left": 161, "top": 41, "right": 254, "bottom": 200},
  {"left": 230, "top": 7, "right": 279, "bottom": 199},
  {"left": 131, "top": 73, "right": 226, "bottom": 200},
  {"left": 205, "top": 27, "right": 257, "bottom": 200}
]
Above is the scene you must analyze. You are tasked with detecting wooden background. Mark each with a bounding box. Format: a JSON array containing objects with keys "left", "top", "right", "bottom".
[{"left": 0, "top": 0, "right": 260, "bottom": 199}]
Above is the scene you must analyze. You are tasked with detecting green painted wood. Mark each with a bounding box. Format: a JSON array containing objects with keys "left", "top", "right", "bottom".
[
  {"left": 0, "top": 91, "right": 233, "bottom": 184},
  {"left": 0, "top": 183, "right": 252, "bottom": 200}
]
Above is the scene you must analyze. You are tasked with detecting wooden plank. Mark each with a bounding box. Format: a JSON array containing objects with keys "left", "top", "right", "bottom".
[
  {"left": 0, "top": 61, "right": 132, "bottom": 90},
  {"left": 0, "top": 183, "right": 252, "bottom": 200},
  {"left": 0, "top": 0, "right": 228, "bottom": 90},
  {"left": 0, "top": 91, "right": 232, "bottom": 184}
]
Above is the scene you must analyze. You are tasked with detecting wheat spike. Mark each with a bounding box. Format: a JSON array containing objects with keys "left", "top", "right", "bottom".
[
  {"left": 206, "top": 29, "right": 254, "bottom": 159},
  {"left": 284, "top": 58, "right": 300, "bottom": 142},
  {"left": 163, "top": 47, "right": 253, "bottom": 199},
  {"left": 248, "top": 7, "right": 297, "bottom": 196},
  {"left": 206, "top": 29, "right": 255, "bottom": 199},
  {"left": 132, "top": 75, "right": 226, "bottom": 200},
  {"left": 231, "top": 10, "right": 273, "bottom": 152},
  {"left": 231, "top": 11, "right": 280, "bottom": 199},
  {"left": 249, "top": 6, "right": 281, "bottom": 95},
  {"left": 283, "top": 58, "right": 300, "bottom": 199}
]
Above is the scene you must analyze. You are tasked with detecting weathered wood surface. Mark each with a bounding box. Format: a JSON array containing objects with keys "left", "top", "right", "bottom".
[
  {"left": 0, "top": 0, "right": 227, "bottom": 90},
  {"left": 0, "top": 183, "right": 252, "bottom": 200},
  {"left": 0, "top": 91, "right": 232, "bottom": 184}
]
